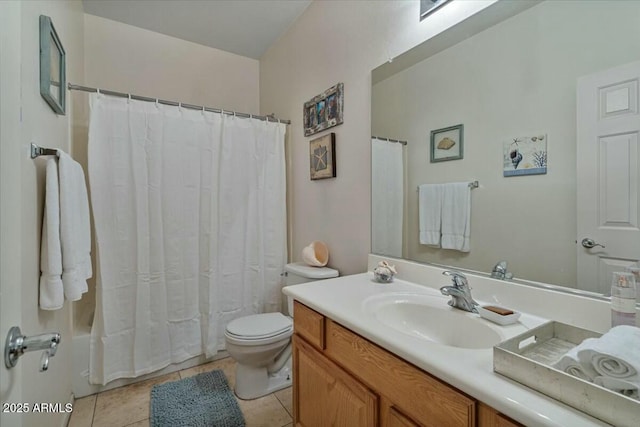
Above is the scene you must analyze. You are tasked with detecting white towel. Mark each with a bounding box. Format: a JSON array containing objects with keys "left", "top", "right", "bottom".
[
  {"left": 441, "top": 182, "right": 471, "bottom": 252},
  {"left": 418, "top": 184, "right": 443, "bottom": 246},
  {"left": 58, "top": 151, "right": 92, "bottom": 301},
  {"left": 594, "top": 376, "right": 639, "bottom": 400},
  {"left": 577, "top": 325, "right": 640, "bottom": 380},
  {"left": 39, "top": 159, "right": 64, "bottom": 310},
  {"left": 552, "top": 338, "right": 599, "bottom": 382}
]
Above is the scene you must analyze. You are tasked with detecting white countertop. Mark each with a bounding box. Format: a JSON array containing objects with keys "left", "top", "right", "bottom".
[{"left": 283, "top": 272, "right": 610, "bottom": 427}]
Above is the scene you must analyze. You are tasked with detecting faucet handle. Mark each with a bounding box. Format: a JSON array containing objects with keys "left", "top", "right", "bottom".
[{"left": 442, "top": 270, "right": 468, "bottom": 287}]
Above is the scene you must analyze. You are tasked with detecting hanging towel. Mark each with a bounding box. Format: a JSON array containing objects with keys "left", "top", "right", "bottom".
[
  {"left": 552, "top": 338, "right": 599, "bottom": 382},
  {"left": 58, "top": 151, "right": 92, "bottom": 301},
  {"left": 441, "top": 182, "right": 471, "bottom": 252},
  {"left": 418, "top": 184, "right": 442, "bottom": 246},
  {"left": 594, "top": 376, "right": 640, "bottom": 399},
  {"left": 577, "top": 325, "right": 640, "bottom": 380},
  {"left": 39, "top": 158, "right": 64, "bottom": 310}
]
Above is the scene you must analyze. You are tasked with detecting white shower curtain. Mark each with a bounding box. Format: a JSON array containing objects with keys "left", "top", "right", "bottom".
[
  {"left": 88, "top": 94, "right": 287, "bottom": 385},
  {"left": 371, "top": 138, "right": 404, "bottom": 258}
]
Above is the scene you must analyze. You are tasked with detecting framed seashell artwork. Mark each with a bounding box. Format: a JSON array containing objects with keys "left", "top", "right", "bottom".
[
  {"left": 503, "top": 134, "right": 547, "bottom": 177},
  {"left": 430, "top": 124, "right": 463, "bottom": 162}
]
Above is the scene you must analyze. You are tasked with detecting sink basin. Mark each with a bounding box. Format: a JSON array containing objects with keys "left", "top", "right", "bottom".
[{"left": 362, "top": 293, "right": 503, "bottom": 349}]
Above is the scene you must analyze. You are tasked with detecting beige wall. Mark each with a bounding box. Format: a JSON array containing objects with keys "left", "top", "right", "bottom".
[
  {"left": 83, "top": 14, "right": 260, "bottom": 113},
  {"left": 260, "top": 0, "right": 498, "bottom": 275},
  {"left": 372, "top": 0, "right": 640, "bottom": 288},
  {"left": 0, "top": 1, "right": 85, "bottom": 427}
]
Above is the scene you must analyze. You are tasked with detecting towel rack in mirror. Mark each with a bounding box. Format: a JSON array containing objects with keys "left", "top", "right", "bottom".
[{"left": 416, "top": 180, "right": 479, "bottom": 191}]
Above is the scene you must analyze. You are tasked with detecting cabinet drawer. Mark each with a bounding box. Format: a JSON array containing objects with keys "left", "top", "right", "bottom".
[
  {"left": 386, "top": 406, "right": 420, "bottom": 427},
  {"left": 325, "top": 319, "right": 475, "bottom": 427},
  {"left": 293, "top": 301, "right": 325, "bottom": 350}
]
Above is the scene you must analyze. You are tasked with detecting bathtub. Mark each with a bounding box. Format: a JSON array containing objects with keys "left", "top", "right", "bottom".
[{"left": 71, "top": 314, "right": 228, "bottom": 398}]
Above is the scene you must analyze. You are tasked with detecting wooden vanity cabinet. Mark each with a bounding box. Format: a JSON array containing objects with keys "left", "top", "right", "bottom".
[{"left": 292, "top": 301, "right": 522, "bottom": 427}]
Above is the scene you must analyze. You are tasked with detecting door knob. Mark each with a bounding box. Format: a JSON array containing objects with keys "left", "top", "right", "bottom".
[{"left": 581, "top": 238, "right": 605, "bottom": 249}]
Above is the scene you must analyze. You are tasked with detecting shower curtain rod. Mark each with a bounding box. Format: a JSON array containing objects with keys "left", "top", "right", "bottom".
[
  {"left": 372, "top": 135, "right": 407, "bottom": 145},
  {"left": 68, "top": 83, "right": 291, "bottom": 124}
]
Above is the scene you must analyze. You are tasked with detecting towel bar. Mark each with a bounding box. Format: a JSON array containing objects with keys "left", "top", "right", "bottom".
[
  {"left": 416, "top": 181, "right": 479, "bottom": 191},
  {"left": 30, "top": 143, "right": 58, "bottom": 159}
]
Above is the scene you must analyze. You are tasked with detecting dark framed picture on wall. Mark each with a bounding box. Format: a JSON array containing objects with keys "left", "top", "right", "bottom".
[
  {"left": 39, "top": 15, "right": 66, "bottom": 115},
  {"left": 430, "top": 124, "right": 463, "bottom": 162},
  {"left": 309, "top": 133, "right": 336, "bottom": 180},
  {"left": 303, "top": 83, "right": 344, "bottom": 136}
]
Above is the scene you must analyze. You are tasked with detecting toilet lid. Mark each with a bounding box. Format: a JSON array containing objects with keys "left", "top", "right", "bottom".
[{"left": 226, "top": 312, "right": 292, "bottom": 339}]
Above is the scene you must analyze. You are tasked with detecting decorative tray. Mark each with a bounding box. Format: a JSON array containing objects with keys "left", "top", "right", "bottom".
[{"left": 493, "top": 321, "right": 640, "bottom": 427}]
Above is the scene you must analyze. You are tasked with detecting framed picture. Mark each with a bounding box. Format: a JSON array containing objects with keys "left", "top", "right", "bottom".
[
  {"left": 420, "top": 0, "right": 452, "bottom": 21},
  {"left": 304, "top": 83, "right": 343, "bottom": 136},
  {"left": 503, "top": 134, "right": 547, "bottom": 177},
  {"left": 430, "top": 124, "right": 463, "bottom": 162},
  {"left": 309, "top": 133, "right": 336, "bottom": 180},
  {"left": 39, "top": 15, "right": 66, "bottom": 115}
]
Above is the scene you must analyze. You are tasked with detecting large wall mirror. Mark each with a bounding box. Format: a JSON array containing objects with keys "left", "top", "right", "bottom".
[{"left": 371, "top": 0, "right": 640, "bottom": 297}]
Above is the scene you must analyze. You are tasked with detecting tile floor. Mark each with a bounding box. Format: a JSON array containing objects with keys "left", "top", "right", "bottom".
[{"left": 68, "top": 357, "right": 293, "bottom": 427}]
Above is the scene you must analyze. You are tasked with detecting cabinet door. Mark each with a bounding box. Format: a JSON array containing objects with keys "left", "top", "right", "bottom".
[
  {"left": 477, "top": 403, "right": 523, "bottom": 427},
  {"left": 293, "top": 335, "right": 378, "bottom": 427}
]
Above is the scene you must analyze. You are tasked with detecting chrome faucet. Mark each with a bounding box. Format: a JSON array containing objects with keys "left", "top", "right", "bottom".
[
  {"left": 491, "top": 261, "right": 513, "bottom": 280},
  {"left": 5, "top": 327, "right": 61, "bottom": 372},
  {"left": 440, "top": 271, "right": 478, "bottom": 313}
]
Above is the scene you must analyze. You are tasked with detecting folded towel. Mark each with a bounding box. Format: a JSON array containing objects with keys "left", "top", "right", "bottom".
[
  {"left": 594, "top": 376, "right": 639, "bottom": 400},
  {"left": 418, "top": 184, "right": 443, "bottom": 246},
  {"left": 441, "top": 182, "right": 471, "bottom": 252},
  {"left": 58, "top": 151, "right": 92, "bottom": 301},
  {"left": 39, "top": 159, "right": 64, "bottom": 310},
  {"left": 577, "top": 325, "right": 640, "bottom": 380},
  {"left": 552, "top": 338, "right": 599, "bottom": 382}
]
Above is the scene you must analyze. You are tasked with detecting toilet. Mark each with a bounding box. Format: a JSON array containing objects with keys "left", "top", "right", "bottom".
[{"left": 224, "top": 262, "right": 338, "bottom": 399}]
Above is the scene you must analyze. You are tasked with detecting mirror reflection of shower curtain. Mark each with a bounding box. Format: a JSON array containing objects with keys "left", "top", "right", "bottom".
[
  {"left": 371, "top": 138, "right": 404, "bottom": 258},
  {"left": 87, "top": 94, "right": 287, "bottom": 385}
]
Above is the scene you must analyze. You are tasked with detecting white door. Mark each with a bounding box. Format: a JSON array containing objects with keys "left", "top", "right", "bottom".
[
  {"left": 577, "top": 61, "right": 640, "bottom": 294},
  {"left": 0, "top": 2, "right": 23, "bottom": 426}
]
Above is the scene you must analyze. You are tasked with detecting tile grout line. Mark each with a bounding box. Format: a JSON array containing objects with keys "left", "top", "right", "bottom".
[
  {"left": 90, "top": 394, "right": 97, "bottom": 427},
  {"left": 274, "top": 393, "right": 292, "bottom": 418}
]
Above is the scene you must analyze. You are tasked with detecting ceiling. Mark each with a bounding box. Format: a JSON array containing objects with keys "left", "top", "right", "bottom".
[{"left": 82, "top": 0, "right": 313, "bottom": 59}]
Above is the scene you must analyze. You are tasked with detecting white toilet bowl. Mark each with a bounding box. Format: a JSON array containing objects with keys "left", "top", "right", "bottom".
[
  {"left": 225, "top": 263, "right": 339, "bottom": 400},
  {"left": 224, "top": 312, "right": 293, "bottom": 400}
]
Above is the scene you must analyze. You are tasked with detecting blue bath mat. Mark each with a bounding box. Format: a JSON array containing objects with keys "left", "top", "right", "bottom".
[{"left": 150, "top": 370, "right": 245, "bottom": 427}]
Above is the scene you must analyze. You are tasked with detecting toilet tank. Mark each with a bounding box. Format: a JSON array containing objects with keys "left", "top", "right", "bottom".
[{"left": 284, "top": 262, "right": 339, "bottom": 315}]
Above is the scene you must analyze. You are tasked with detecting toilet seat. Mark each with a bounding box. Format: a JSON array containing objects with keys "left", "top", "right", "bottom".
[{"left": 225, "top": 312, "right": 293, "bottom": 346}]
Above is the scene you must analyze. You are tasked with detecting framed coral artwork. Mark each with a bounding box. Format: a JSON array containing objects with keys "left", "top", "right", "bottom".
[{"left": 430, "top": 124, "right": 463, "bottom": 162}]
